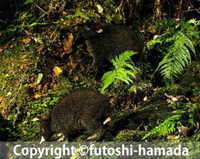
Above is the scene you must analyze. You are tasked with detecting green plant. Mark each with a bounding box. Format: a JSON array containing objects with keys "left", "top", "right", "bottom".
[
  {"left": 24, "top": 0, "right": 34, "bottom": 5},
  {"left": 142, "top": 113, "right": 182, "bottom": 140},
  {"left": 101, "top": 51, "right": 140, "bottom": 93},
  {"left": 147, "top": 19, "right": 200, "bottom": 86},
  {"left": 193, "top": 87, "right": 200, "bottom": 102},
  {"left": 142, "top": 102, "right": 197, "bottom": 140},
  {"left": 66, "top": 13, "right": 89, "bottom": 20}
]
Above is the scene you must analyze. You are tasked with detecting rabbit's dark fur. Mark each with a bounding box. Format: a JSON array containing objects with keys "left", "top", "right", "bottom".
[{"left": 40, "top": 88, "right": 112, "bottom": 141}]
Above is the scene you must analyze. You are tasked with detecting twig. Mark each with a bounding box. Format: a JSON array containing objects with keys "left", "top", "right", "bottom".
[
  {"left": 35, "top": 4, "right": 45, "bottom": 13},
  {"left": 183, "top": 9, "right": 200, "bottom": 14}
]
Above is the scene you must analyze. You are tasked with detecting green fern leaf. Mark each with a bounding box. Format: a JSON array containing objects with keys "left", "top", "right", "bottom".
[
  {"left": 156, "top": 30, "right": 196, "bottom": 85},
  {"left": 101, "top": 71, "right": 115, "bottom": 93},
  {"left": 117, "top": 69, "right": 132, "bottom": 84},
  {"left": 142, "top": 114, "right": 181, "bottom": 140},
  {"left": 148, "top": 19, "right": 199, "bottom": 86},
  {"left": 101, "top": 51, "right": 140, "bottom": 93}
]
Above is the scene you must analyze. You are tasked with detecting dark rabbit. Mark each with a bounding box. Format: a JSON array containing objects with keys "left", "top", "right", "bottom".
[
  {"left": 40, "top": 88, "right": 112, "bottom": 142},
  {"left": 82, "top": 24, "right": 144, "bottom": 78}
]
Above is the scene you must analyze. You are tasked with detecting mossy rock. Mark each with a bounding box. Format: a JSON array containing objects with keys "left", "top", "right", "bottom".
[
  {"left": 109, "top": 89, "right": 174, "bottom": 141},
  {"left": 114, "top": 129, "right": 164, "bottom": 141},
  {"left": 114, "top": 130, "right": 146, "bottom": 141},
  {"left": 166, "top": 61, "right": 200, "bottom": 96}
]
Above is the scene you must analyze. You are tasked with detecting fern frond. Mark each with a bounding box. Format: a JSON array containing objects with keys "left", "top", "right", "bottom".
[
  {"left": 142, "top": 101, "right": 198, "bottom": 140},
  {"left": 156, "top": 30, "right": 196, "bottom": 85},
  {"left": 101, "top": 51, "right": 140, "bottom": 93},
  {"left": 151, "top": 19, "right": 200, "bottom": 86},
  {"left": 101, "top": 71, "right": 116, "bottom": 93},
  {"left": 112, "top": 51, "right": 137, "bottom": 69},
  {"left": 142, "top": 114, "right": 181, "bottom": 140}
]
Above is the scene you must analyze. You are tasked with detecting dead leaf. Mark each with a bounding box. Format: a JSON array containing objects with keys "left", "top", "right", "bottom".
[
  {"left": 178, "top": 126, "right": 189, "bottom": 136},
  {"left": 74, "top": 76, "right": 79, "bottom": 81},
  {"left": 67, "top": 55, "right": 77, "bottom": 68},
  {"left": 53, "top": 66, "right": 63, "bottom": 77},
  {"left": 143, "top": 96, "right": 148, "bottom": 101},
  {"left": 165, "top": 93, "right": 189, "bottom": 104},
  {"left": 22, "top": 37, "right": 31, "bottom": 44},
  {"left": 0, "top": 97, "right": 6, "bottom": 117},
  {"left": 34, "top": 94, "right": 42, "bottom": 99},
  {"left": 69, "top": 69, "right": 73, "bottom": 75},
  {"left": 109, "top": 97, "right": 116, "bottom": 105},
  {"left": 167, "top": 135, "right": 180, "bottom": 140},
  {"left": 63, "top": 33, "right": 73, "bottom": 55},
  {"left": 0, "top": 96, "right": 4, "bottom": 103},
  {"left": 37, "top": 45, "right": 46, "bottom": 52},
  {"left": 0, "top": 97, "right": 5, "bottom": 110}
]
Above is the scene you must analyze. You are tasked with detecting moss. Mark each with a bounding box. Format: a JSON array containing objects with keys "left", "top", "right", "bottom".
[
  {"left": 111, "top": 90, "right": 172, "bottom": 132},
  {"left": 75, "top": 130, "right": 93, "bottom": 142},
  {"left": 193, "top": 130, "right": 200, "bottom": 141},
  {"left": 114, "top": 130, "right": 146, "bottom": 141},
  {"left": 108, "top": 88, "right": 188, "bottom": 141},
  {"left": 166, "top": 62, "right": 200, "bottom": 95},
  {"left": 0, "top": 43, "right": 74, "bottom": 141}
]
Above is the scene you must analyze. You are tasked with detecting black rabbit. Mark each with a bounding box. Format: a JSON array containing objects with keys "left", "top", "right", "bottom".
[
  {"left": 82, "top": 24, "right": 144, "bottom": 78},
  {"left": 40, "top": 88, "right": 112, "bottom": 142}
]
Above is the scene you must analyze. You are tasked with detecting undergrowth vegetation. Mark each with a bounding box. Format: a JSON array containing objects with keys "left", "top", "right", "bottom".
[
  {"left": 142, "top": 102, "right": 197, "bottom": 140},
  {"left": 143, "top": 88, "right": 200, "bottom": 141},
  {"left": 0, "top": 0, "right": 200, "bottom": 144},
  {"left": 0, "top": 44, "right": 72, "bottom": 140},
  {"left": 147, "top": 19, "right": 200, "bottom": 86},
  {"left": 101, "top": 51, "right": 140, "bottom": 93}
]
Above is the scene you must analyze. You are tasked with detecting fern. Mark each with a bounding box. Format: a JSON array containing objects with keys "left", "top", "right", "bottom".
[
  {"left": 142, "top": 114, "right": 182, "bottom": 140},
  {"left": 142, "top": 102, "right": 197, "bottom": 140},
  {"left": 158, "top": 31, "right": 195, "bottom": 85},
  {"left": 101, "top": 51, "right": 140, "bottom": 93},
  {"left": 152, "top": 19, "right": 199, "bottom": 86}
]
